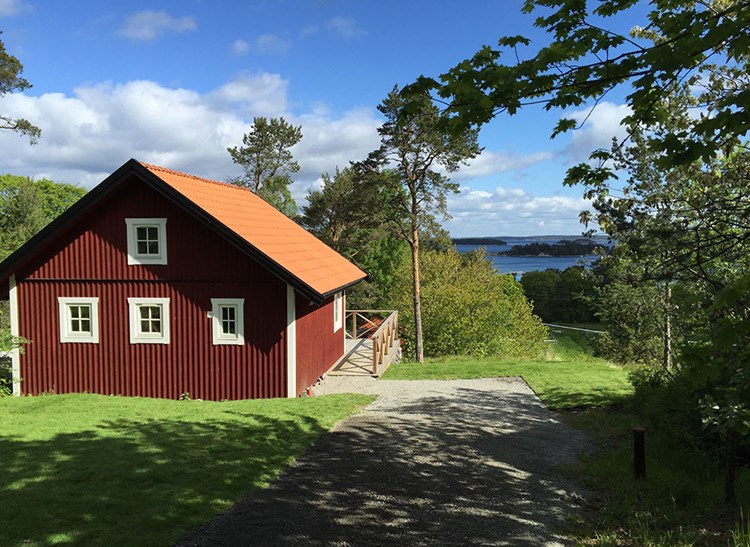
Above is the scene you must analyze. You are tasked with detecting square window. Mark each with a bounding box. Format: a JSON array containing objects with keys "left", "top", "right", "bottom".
[
  {"left": 211, "top": 298, "right": 245, "bottom": 345},
  {"left": 135, "top": 226, "right": 160, "bottom": 256},
  {"left": 128, "top": 298, "right": 170, "bottom": 344},
  {"left": 58, "top": 297, "right": 99, "bottom": 343},
  {"left": 138, "top": 305, "right": 162, "bottom": 334},
  {"left": 126, "top": 218, "right": 167, "bottom": 265}
]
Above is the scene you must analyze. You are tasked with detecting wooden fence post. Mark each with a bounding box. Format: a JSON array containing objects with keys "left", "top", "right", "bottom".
[{"left": 633, "top": 427, "right": 646, "bottom": 480}]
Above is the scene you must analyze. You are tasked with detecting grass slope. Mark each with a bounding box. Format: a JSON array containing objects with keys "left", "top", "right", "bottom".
[
  {"left": 383, "top": 334, "right": 633, "bottom": 409},
  {"left": 0, "top": 393, "right": 373, "bottom": 546},
  {"left": 385, "top": 333, "right": 750, "bottom": 545}
]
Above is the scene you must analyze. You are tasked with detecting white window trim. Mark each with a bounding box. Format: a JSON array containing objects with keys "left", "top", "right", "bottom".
[
  {"left": 286, "top": 285, "right": 296, "bottom": 398},
  {"left": 333, "top": 292, "right": 343, "bottom": 332},
  {"left": 125, "top": 218, "right": 168, "bottom": 265},
  {"left": 210, "top": 298, "right": 245, "bottom": 346},
  {"left": 9, "top": 275, "right": 20, "bottom": 396},
  {"left": 128, "top": 297, "right": 170, "bottom": 344},
  {"left": 58, "top": 297, "right": 100, "bottom": 344}
]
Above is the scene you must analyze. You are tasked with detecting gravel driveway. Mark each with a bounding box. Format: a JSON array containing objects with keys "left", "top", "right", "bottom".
[{"left": 177, "top": 376, "right": 588, "bottom": 546}]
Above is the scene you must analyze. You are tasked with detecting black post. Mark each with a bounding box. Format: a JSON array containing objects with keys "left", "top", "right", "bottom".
[{"left": 633, "top": 427, "right": 646, "bottom": 480}]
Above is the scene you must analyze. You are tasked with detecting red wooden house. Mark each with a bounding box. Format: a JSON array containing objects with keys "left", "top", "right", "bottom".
[{"left": 0, "top": 159, "right": 366, "bottom": 400}]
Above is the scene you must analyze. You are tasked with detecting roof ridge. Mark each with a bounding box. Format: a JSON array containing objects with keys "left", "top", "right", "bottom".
[{"left": 141, "top": 162, "right": 250, "bottom": 192}]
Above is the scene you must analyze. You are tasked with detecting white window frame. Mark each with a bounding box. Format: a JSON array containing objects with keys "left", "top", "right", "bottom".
[
  {"left": 211, "top": 298, "right": 245, "bottom": 345},
  {"left": 128, "top": 297, "right": 170, "bottom": 344},
  {"left": 58, "top": 297, "right": 100, "bottom": 343},
  {"left": 126, "top": 218, "right": 168, "bottom": 265},
  {"left": 333, "top": 292, "right": 343, "bottom": 332}
]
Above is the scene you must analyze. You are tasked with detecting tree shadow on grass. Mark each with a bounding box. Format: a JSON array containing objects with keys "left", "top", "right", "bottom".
[
  {"left": 179, "top": 386, "right": 590, "bottom": 546},
  {"left": 537, "top": 386, "right": 634, "bottom": 410},
  {"left": 0, "top": 414, "right": 326, "bottom": 546}
]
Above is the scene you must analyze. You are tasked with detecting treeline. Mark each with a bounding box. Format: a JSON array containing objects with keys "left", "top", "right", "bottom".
[
  {"left": 519, "top": 266, "right": 597, "bottom": 324},
  {"left": 299, "top": 168, "right": 547, "bottom": 360},
  {"left": 452, "top": 237, "right": 507, "bottom": 245},
  {"left": 0, "top": 175, "right": 86, "bottom": 262},
  {"left": 503, "top": 239, "right": 604, "bottom": 256},
  {"left": 0, "top": 175, "right": 86, "bottom": 380}
]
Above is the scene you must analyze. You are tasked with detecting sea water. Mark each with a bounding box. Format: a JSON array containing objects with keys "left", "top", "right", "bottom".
[{"left": 454, "top": 235, "right": 606, "bottom": 276}]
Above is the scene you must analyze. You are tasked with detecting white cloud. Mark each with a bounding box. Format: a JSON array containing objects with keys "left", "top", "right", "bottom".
[
  {"left": 0, "top": 74, "right": 585, "bottom": 236},
  {"left": 564, "top": 102, "right": 632, "bottom": 162},
  {"left": 0, "top": 74, "right": 381, "bottom": 192},
  {"left": 293, "top": 107, "right": 380, "bottom": 179},
  {"left": 118, "top": 10, "right": 197, "bottom": 41},
  {"left": 0, "top": 0, "right": 31, "bottom": 16},
  {"left": 209, "top": 72, "right": 289, "bottom": 117},
  {"left": 231, "top": 39, "right": 249, "bottom": 55},
  {"left": 232, "top": 34, "right": 290, "bottom": 56},
  {"left": 326, "top": 17, "right": 365, "bottom": 38},
  {"left": 444, "top": 186, "right": 591, "bottom": 236},
  {"left": 453, "top": 150, "right": 554, "bottom": 181},
  {"left": 254, "top": 33, "right": 290, "bottom": 55}
]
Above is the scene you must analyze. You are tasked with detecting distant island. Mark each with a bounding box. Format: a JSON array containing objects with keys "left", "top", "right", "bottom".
[
  {"left": 501, "top": 239, "right": 605, "bottom": 257},
  {"left": 452, "top": 237, "right": 508, "bottom": 245}
]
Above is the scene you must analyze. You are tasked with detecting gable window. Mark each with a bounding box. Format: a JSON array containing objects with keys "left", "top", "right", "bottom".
[
  {"left": 126, "top": 218, "right": 167, "bottom": 265},
  {"left": 128, "top": 297, "right": 170, "bottom": 344},
  {"left": 58, "top": 297, "right": 99, "bottom": 343},
  {"left": 333, "top": 292, "right": 343, "bottom": 332},
  {"left": 211, "top": 298, "right": 245, "bottom": 345}
]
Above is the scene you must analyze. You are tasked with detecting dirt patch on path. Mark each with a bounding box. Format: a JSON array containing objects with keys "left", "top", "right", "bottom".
[{"left": 177, "top": 377, "right": 588, "bottom": 546}]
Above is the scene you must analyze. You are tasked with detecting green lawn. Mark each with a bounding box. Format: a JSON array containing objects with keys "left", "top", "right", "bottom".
[
  {"left": 0, "top": 393, "right": 374, "bottom": 546},
  {"left": 383, "top": 333, "right": 633, "bottom": 409}
]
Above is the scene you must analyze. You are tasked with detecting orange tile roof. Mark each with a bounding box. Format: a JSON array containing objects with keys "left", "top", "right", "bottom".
[{"left": 141, "top": 163, "right": 366, "bottom": 297}]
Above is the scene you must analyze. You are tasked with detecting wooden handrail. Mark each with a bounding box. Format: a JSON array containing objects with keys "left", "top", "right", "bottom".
[
  {"left": 370, "top": 310, "right": 398, "bottom": 374},
  {"left": 344, "top": 309, "right": 399, "bottom": 374},
  {"left": 345, "top": 311, "right": 381, "bottom": 339}
]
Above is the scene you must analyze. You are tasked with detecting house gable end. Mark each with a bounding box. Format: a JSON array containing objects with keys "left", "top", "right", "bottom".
[{"left": 0, "top": 159, "right": 364, "bottom": 303}]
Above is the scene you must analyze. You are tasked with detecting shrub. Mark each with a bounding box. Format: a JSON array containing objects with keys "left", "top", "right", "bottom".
[
  {"left": 391, "top": 248, "right": 547, "bottom": 359},
  {"left": 0, "top": 355, "right": 12, "bottom": 396},
  {"left": 593, "top": 281, "right": 666, "bottom": 365},
  {"left": 628, "top": 365, "right": 706, "bottom": 451}
]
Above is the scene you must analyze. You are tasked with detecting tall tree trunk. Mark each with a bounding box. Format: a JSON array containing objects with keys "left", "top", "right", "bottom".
[
  {"left": 663, "top": 282, "right": 672, "bottom": 371},
  {"left": 725, "top": 429, "right": 738, "bottom": 506},
  {"left": 411, "top": 219, "right": 424, "bottom": 363}
]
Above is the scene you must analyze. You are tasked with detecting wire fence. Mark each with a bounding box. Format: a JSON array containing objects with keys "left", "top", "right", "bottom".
[{"left": 543, "top": 323, "right": 606, "bottom": 334}]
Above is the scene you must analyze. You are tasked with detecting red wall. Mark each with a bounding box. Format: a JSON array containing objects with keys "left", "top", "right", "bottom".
[
  {"left": 295, "top": 294, "right": 344, "bottom": 394},
  {"left": 15, "top": 176, "right": 290, "bottom": 400}
]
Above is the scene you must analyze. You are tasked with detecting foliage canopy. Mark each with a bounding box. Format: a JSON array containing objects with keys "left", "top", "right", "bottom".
[
  {"left": 392, "top": 248, "right": 546, "bottom": 359},
  {"left": 0, "top": 33, "right": 40, "bottom": 142},
  {"left": 228, "top": 116, "right": 302, "bottom": 216},
  {"left": 407, "top": 0, "right": 750, "bottom": 167}
]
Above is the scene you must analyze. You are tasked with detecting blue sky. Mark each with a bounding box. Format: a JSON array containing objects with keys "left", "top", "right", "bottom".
[{"left": 0, "top": 0, "right": 641, "bottom": 236}]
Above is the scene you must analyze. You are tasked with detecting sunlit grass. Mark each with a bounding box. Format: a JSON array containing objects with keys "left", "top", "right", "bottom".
[
  {"left": 383, "top": 333, "right": 633, "bottom": 409},
  {"left": 0, "top": 393, "right": 374, "bottom": 546}
]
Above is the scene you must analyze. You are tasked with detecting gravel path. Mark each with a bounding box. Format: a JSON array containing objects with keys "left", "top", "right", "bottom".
[{"left": 177, "top": 376, "right": 588, "bottom": 546}]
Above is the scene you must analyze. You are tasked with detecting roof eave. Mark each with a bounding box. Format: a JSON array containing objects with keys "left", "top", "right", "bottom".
[{"left": 0, "top": 158, "right": 142, "bottom": 292}]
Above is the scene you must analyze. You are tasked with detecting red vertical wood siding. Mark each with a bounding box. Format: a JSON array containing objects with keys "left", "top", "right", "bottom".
[
  {"left": 14, "top": 176, "right": 290, "bottom": 400},
  {"left": 295, "top": 294, "right": 344, "bottom": 394}
]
